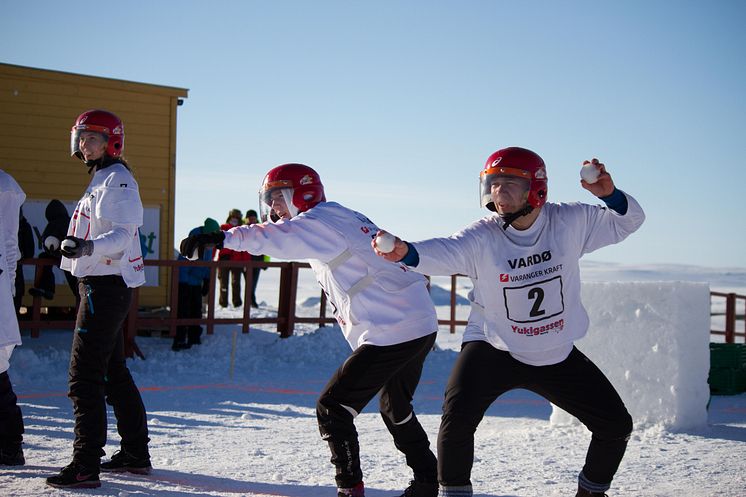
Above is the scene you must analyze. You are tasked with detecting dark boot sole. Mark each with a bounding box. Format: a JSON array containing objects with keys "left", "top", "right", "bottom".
[
  {"left": 46, "top": 480, "right": 101, "bottom": 489},
  {"left": 101, "top": 466, "right": 152, "bottom": 475}
]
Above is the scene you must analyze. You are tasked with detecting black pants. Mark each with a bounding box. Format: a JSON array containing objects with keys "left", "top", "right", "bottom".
[
  {"left": 250, "top": 267, "right": 261, "bottom": 306},
  {"left": 317, "top": 332, "right": 438, "bottom": 488},
  {"left": 218, "top": 267, "right": 243, "bottom": 307},
  {"left": 438, "top": 341, "right": 631, "bottom": 489},
  {"left": 68, "top": 276, "right": 149, "bottom": 469},
  {"left": 0, "top": 371, "right": 24, "bottom": 450},
  {"left": 174, "top": 282, "right": 203, "bottom": 346},
  {"left": 13, "top": 262, "right": 24, "bottom": 312}
]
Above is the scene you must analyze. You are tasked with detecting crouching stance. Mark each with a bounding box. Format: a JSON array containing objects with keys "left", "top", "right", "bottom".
[
  {"left": 181, "top": 163, "right": 439, "bottom": 497},
  {"left": 374, "top": 148, "right": 645, "bottom": 497}
]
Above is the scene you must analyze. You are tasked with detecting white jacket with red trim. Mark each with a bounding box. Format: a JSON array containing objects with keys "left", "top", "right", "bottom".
[
  {"left": 223, "top": 201, "right": 438, "bottom": 350},
  {"left": 61, "top": 163, "right": 145, "bottom": 288}
]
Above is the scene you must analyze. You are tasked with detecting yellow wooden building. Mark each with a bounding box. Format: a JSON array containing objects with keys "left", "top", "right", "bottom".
[{"left": 0, "top": 63, "right": 188, "bottom": 308}]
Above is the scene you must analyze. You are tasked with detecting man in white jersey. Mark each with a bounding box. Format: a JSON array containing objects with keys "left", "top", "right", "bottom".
[
  {"left": 374, "top": 147, "right": 645, "bottom": 497},
  {"left": 180, "top": 163, "right": 440, "bottom": 497}
]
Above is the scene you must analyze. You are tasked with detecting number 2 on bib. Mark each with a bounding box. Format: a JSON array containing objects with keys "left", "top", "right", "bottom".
[{"left": 503, "top": 276, "right": 564, "bottom": 323}]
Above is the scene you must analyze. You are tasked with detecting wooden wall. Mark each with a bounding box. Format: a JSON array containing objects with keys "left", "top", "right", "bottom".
[{"left": 0, "top": 63, "right": 188, "bottom": 307}]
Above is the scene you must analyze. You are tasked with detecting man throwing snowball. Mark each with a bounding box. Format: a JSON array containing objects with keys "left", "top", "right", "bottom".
[
  {"left": 373, "top": 147, "right": 645, "bottom": 497},
  {"left": 180, "top": 163, "right": 440, "bottom": 497}
]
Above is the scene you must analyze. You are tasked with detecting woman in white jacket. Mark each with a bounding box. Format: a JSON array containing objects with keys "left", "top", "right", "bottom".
[
  {"left": 374, "top": 147, "right": 645, "bottom": 497},
  {"left": 46, "top": 110, "right": 151, "bottom": 489},
  {"left": 0, "top": 168, "right": 26, "bottom": 466}
]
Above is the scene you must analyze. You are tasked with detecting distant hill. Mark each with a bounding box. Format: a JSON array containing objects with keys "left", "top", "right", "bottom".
[{"left": 579, "top": 260, "right": 746, "bottom": 294}]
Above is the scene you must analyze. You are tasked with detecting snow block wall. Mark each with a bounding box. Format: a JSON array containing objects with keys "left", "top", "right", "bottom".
[{"left": 550, "top": 281, "right": 711, "bottom": 430}]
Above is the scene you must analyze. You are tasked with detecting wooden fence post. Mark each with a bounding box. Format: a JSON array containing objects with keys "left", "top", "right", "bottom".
[
  {"left": 450, "top": 275, "right": 457, "bottom": 334},
  {"left": 241, "top": 261, "right": 252, "bottom": 333},
  {"left": 725, "top": 293, "right": 736, "bottom": 344},
  {"left": 124, "top": 287, "right": 144, "bottom": 359},
  {"left": 277, "top": 262, "right": 299, "bottom": 338}
]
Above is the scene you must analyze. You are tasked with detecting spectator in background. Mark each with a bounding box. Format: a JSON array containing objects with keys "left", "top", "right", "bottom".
[
  {"left": 14, "top": 207, "right": 34, "bottom": 313},
  {"left": 244, "top": 209, "right": 265, "bottom": 308},
  {"left": 28, "top": 199, "right": 79, "bottom": 302},
  {"left": 172, "top": 218, "right": 220, "bottom": 351},
  {"left": 0, "top": 168, "right": 27, "bottom": 467},
  {"left": 217, "top": 209, "right": 249, "bottom": 308}
]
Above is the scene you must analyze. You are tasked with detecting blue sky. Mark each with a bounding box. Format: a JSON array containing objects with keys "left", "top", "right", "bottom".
[{"left": 2, "top": 1, "right": 745, "bottom": 268}]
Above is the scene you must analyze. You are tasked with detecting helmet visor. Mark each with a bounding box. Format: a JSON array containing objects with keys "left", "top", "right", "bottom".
[
  {"left": 480, "top": 169, "right": 531, "bottom": 211},
  {"left": 259, "top": 185, "right": 297, "bottom": 222},
  {"left": 70, "top": 127, "right": 109, "bottom": 160}
]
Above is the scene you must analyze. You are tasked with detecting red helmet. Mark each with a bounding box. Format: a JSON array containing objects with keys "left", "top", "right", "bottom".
[
  {"left": 479, "top": 147, "right": 548, "bottom": 211},
  {"left": 259, "top": 163, "right": 326, "bottom": 219},
  {"left": 70, "top": 109, "right": 124, "bottom": 160}
]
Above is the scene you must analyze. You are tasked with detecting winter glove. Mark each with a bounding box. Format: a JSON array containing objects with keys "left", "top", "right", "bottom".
[
  {"left": 60, "top": 236, "right": 94, "bottom": 259},
  {"left": 180, "top": 231, "right": 225, "bottom": 261},
  {"left": 201, "top": 279, "right": 210, "bottom": 296}
]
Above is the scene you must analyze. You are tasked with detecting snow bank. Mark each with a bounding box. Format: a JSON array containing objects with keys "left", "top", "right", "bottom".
[{"left": 550, "top": 281, "right": 711, "bottom": 430}]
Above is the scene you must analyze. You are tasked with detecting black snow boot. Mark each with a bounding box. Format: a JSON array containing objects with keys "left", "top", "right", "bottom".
[
  {"left": 399, "top": 477, "right": 438, "bottom": 497},
  {"left": 46, "top": 462, "right": 101, "bottom": 489},
  {"left": 576, "top": 486, "right": 608, "bottom": 497},
  {"left": 0, "top": 445, "right": 24, "bottom": 466},
  {"left": 101, "top": 449, "right": 152, "bottom": 474},
  {"left": 337, "top": 481, "right": 365, "bottom": 496}
]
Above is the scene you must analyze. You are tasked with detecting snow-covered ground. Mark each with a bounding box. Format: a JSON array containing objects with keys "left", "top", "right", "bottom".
[{"left": 2, "top": 262, "right": 746, "bottom": 496}]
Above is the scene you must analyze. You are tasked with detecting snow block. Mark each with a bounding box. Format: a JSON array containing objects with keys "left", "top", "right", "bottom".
[{"left": 549, "top": 281, "right": 710, "bottom": 430}]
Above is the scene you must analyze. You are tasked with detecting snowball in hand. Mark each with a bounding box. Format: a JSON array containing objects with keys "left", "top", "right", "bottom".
[
  {"left": 61, "top": 238, "right": 78, "bottom": 252},
  {"left": 375, "top": 232, "right": 396, "bottom": 253},
  {"left": 580, "top": 163, "right": 600, "bottom": 184},
  {"left": 44, "top": 236, "right": 60, "bottom": 252}
]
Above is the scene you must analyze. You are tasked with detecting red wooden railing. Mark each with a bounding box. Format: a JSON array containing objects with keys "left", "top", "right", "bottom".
[
  {"left": 15, "top": 259, "right": 746, "bottom": 358},
  {"left": 710, "top": 291, "right": 746, "bottom": 343},
  {"left": 17, "top": 258, "right": 338, "bottom": 358}
]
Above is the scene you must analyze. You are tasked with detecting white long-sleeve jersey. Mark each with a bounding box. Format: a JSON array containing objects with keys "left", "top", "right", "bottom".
[
  {"left": 223, "top": 201, "right": 438, "bottom": 350},
  {"left": 0, "top": 169, "right": 25, "bottom": 350},
  {"left": 411, "top": 193, "right": 645, "bottom": 366},
  {"left": 60, "top": 163, "right": 145, "bottom": 288}
]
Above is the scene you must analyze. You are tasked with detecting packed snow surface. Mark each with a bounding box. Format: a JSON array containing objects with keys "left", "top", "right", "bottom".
[{"left": 3, "top": 266, "right": 746, "bottom": 496}]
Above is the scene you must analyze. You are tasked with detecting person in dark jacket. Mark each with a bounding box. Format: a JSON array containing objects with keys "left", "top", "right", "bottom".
[
  {"left": 28, "top": 199, "right": 79, "bottom": 301},
  {"left": 172, "top": 218, "right": 220, "bottom": 351},
  {"left": 14, "top": 207, "right": 34, "bottom": 312}
]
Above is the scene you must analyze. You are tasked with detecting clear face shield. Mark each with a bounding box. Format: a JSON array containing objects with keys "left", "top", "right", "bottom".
[
  {"left": 259, "top": 185, "right": 297, "bottom": 222},
  {"left": 480, "top": 165, "right": 532, "bottom": 212},
  {"left": 70, "top": 126, "right": 109, "bottom": 159},
  {"left": 480, "top": 172, "right": 531, "bottom": 215}
]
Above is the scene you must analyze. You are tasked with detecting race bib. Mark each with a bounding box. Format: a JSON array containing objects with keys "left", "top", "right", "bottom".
[{"left": 503, "top": 275, "right": 564, "bottom": 323}]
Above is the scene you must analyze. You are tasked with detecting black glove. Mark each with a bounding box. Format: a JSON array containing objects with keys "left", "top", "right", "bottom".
[
  {"left": 60, "top": 236, "right": 94, "bottom": 259},
  {"left": 179, "top": 231, "right": 225, "bottom": 261},
  {"left": 201, "top": 279, "right": 210, "bottom": 296}
]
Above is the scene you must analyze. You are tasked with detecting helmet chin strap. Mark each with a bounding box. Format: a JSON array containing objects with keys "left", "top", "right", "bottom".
[
  {"left": 84, "top": 158, "right": 101, "bottom": 175},
  {"left": 498, "top": 204, "right": 533, "bottom": 230},
  {"left": 84, "top": 156, "right": 115, "bottom": 175}
]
